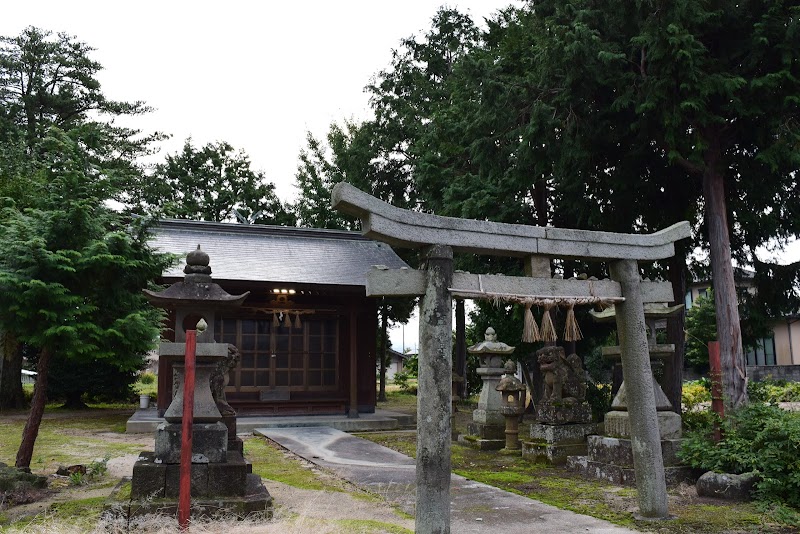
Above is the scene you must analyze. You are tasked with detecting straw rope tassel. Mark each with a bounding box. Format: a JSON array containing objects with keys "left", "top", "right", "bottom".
[
  {"left": 522, "top": 303, "right": 540, "bottom": 343},
  {"left": 540, "top": 303, "right": 557, "bottom": 342},
  {"left": 563, "top": 303, "right": 583, "bottom": 342},
  {"left": 294, "top": 312, "right": 302, "bottom": 329},
  {"left": 272, "top": 313, "right": 279, "bottom": 327},
  {"left": 283, "top": 311, "right": 292, "bottom": 328}
]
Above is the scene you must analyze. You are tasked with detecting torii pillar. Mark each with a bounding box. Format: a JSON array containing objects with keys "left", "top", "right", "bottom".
[{"left": 416, "top": 245, "right": 454, "bottom": 532}]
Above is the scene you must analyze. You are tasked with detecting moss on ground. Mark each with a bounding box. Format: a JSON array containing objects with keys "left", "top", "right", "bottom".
[
  {"left": 332, "top": 519, "right": 413, "bottom": 533},
  {"left": 358, "top": 431, "right": 799, "bottom": 533},
  {"left": 244, "top": 436, "right": 350, "bottom": 492}
]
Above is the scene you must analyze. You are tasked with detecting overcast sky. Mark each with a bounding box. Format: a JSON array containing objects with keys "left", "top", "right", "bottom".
[{"left": 2, "top": 1, "right": 520, "bottom": 203}]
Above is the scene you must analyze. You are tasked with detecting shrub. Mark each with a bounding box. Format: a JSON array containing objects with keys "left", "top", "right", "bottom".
[
  {"left": 681, "top": 379, "right": 715, "bottom": 431},
  {"left": 679, "top": 402, "right": 800, "bottom": 507},
  {"left": 748, "top": 378, "right": 800, "bottom": 403},
  {"left": 138, "top": 372, "right": 156, "bottom": 385},
  {"left": 393, "top": 371, "right": 417, "bottom": 395},
  {"left": 585, "top": 381, "right": 612, "bottom": 422}
]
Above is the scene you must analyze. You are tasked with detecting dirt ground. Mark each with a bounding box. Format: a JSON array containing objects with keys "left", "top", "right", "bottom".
[{"left": 1, "top": 423, "right": 414, "bottom": 533}]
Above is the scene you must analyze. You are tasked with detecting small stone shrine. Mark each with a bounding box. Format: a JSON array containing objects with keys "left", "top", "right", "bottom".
[
  {"left": 566, "top": 303, "right": 695, "bottom": 486},
  {"left": 522, "top": 346, "right": 598, "bottom": 464},
  {"left": 466, "top": 327, "right": 515, "bottom": 450},
  {"left": 118, "top": 247, "right": 272, "bottom": 519}
]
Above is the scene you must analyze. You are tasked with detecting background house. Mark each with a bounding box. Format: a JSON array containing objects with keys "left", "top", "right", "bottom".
[
  {"left": 381, "top": 348, "right": 411, "bottom": 381},
  {"left": 686, "top": 269, "right": 800, "bottom": 380},
  {"left": 149, "top": 219, "right": 408, "bottom": 416}
]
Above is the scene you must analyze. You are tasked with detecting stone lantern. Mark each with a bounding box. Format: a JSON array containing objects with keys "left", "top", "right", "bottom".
[
  {"left": 467, "top": 327, "right": 515, "bottom": 450},
  {"left": 126, "top": 246, "right": 272, "bottom": 518},
  {"left": 496, "top": 360, "right": 526, "bottom": 451}
]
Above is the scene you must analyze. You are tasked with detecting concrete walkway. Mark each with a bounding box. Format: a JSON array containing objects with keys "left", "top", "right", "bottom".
[{"left": 257, "top": 427, "right": 637, "bottom": 534}]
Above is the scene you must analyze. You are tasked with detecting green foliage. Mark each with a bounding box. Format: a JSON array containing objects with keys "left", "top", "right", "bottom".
[
  {"left": 679, "top": 403, "right": 800, "bottom": 507},
  {"left": 138, "top": 371, "right": 156, "bottom": 385},
  {"left": 748, "top": 378, "right": 800, "bottom": 404},
  {"left": 585, "top": 382, "right": 612, "bottom": 423},
  {"left": 392, "top": 371, "right": 417, "bottom": 395},
  {"left": 0, "top": 132, "right": 172, "bottom": 405},
  {"left": 681, "top": 379, "right": 716, "bottom": 431},
  {"left": 132, "top": 138, "right": 295, "bottom": 226},
  {"left": 685, "top": 292, "right": 717, "bottom": 372}
]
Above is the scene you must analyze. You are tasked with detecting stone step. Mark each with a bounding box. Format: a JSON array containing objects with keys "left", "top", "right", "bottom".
[
  {"left": 566, "top": 455, "right": 700, "bottom": 487},
  {"left": 522, "top": 441, "right": 587, "bottom": 465},
  {"left": 586, "top": 435, "right": 684, "bottom": 467}
]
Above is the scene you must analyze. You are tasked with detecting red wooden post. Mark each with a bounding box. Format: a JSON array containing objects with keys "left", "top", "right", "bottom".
[
  {"left": 178, "top": 329, "right": 197, "bottom": 530},
  {"left": 708, "top": 341, "right": 724, "bottom": 442}
]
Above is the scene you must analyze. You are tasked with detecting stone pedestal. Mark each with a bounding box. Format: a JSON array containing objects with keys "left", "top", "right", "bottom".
[
  {"left": 566, "top": 435, "right": 699, "bottom": 487},
  {"left": 604, "top": 410, "right": 682, "bottom": 440},
  {"left": 155, "top": 422, "right": 228, "bottom": 464},
  {"left": 534, "top": 401, "right": 592, "bottom": 425},
  {"left": 522, "top": 422, "right": 599, "bottom": 465}
]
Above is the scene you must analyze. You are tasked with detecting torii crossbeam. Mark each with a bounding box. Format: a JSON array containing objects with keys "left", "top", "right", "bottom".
[{"left": 332, "top": 183, "right": 691, "bottom": 531}]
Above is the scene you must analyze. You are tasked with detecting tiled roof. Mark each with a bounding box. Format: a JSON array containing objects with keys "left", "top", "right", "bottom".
[{"left": 149, "top": 219, "right": 408, "bottom": 287}]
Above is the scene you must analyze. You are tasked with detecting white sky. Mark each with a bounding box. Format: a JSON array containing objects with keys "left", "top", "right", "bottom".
[
  {"left": 4, "top": 1, "right": 797, "bottom": 353},
  {"left": 1, "top": 1, "right": 519, "bottom": 202}
]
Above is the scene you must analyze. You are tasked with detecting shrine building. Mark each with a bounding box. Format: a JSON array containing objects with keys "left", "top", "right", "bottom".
[{"left": 148, "top": 219, "right": 407, "bottom": 417}]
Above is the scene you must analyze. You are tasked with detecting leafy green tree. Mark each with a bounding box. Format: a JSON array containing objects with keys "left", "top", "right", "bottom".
[
  {"left": 0, "top": 26, "right": 163, "bottom": 201},
  {"left": 133, "top": 139, "right": 295, "bottom": 226},
  {"left": 293, "top": 130, "right": 357, "bottom": 230},
  {"left": 412, "top": 1, "right": 799, "bottom": 410},
  {"left": 0, "top": 130, "right": 171, "bottom": 467},
  {"left": 0, "top": 27, "right": 165, "bottom": 408},
  {"left": 685, "top": 292, "right": 717, "bottom": 373}
]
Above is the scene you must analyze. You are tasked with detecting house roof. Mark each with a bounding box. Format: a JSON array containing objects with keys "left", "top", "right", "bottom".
[{"left": 149, "top": 219, "right": 409, "bottom": 288}]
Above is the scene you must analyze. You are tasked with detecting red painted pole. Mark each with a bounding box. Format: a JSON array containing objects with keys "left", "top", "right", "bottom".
[
  {"left": 708, "top": 341, "right": 724, "bottom": 442},
  {"left": 178, "top": 329, "right": 197, "bottom": 530}
]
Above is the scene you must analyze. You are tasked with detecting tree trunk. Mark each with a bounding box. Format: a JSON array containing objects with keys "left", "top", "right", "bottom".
[
  {"left": 703, "top": 143, "right": 748, "bottom": 410},
  {"left": 377, "top": 303, "right": 388, "bottom": 402},
  {"left": 665, "top": 245, "right": 688, "bottom": 414},
  {"left": 454, "top": 299, "right": 467, "bottom": 399},
  {"left": 0, "top": 331, "right": 26, "bottom": 409},
  {"left": 16, "top": 347, "right": 51, "bottom": 469}
]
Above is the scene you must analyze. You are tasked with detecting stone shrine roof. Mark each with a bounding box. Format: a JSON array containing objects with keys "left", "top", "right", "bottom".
[{"left": 149, "top": 219, "right": 409, "bottom": 288}]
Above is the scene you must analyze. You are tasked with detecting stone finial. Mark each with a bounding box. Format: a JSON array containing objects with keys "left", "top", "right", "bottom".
[
  {"left": 503, "top": 359, "right": 516, "bottom": 374},
  {"left": 485, "top": 327, "right": 497, "bottom": 342},
  {"left": 467, "top": 327, "right": 515, "bottom": 355},
  {"left": 184, "top": 245, "right": 212, "bottom": 276}
]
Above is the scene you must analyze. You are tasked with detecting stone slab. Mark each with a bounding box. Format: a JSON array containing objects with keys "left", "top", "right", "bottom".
[
  {"left": 165, "top": 463, "right": 208, "bottom": 498},
  {"left": 130, "top": 453, "right": 165, "bottom": 499},
  {"left": 332, "top": 182, "right": 690, "bottom": 260},
  {"left": 522, "top": 441, "right": 587, "bottom": 465},
  {"left": 155, "top": 422, "right": 228, "bottom": 464},
  {"left": 604, "top": 410, "right": 682, "bottom": 440},
  {"left": 108, "top": 474, "right": 273, "bottom": 521},
  {"left": 535, "top": 402, "right": 592, "bottom": 425},
  {"left": 367, "top": 269, "right": 676, "bottom": 303},
  {"left": 587, "top": 436, "right": 684, "bottom": 467},
  {"left": 259, "top": 426, "right": 638, "bottom": 533},
  {"left": 566, "top": 456, "right": 699, "bottom": 487},
  {"left": 529, "top": 422, "right": 600, "bottom": 444},
  {"left": 466, "top": 422, "right": 505, "bottom": 440}
]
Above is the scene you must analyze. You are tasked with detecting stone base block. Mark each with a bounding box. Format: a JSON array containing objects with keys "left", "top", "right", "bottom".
[
  {"left": 466, "top": 422, "right": 505, "bottom": 440},
  {"left": 461, "top": 436, "right": 506, "bottom": 451},
  {"left": 107, "top": 474, "right": 273, "bottom": 521},
  {"left": 587, "top": 435, "right": 684, "bottom": 467},
  {"left": 522, "top": 441, "right": 587, "bottom": 465},
  {"left": 604, "top": 410, "right": 682, "bottom": 440},
  {"left": 471, "top": 409, "right": 504, "bottom": 427},
  {"left": 566, "top": 455, "right": 699, "bottom": 487},
  {"left": 155, "top": 422, "right": 228, "bottom": 464},
  {"left": 534, "top": 402, "right": 592, "bottom": 424},
  {"left": 529, "top": 422, "right": 599, "bottom": 444},
  {"left": 131, "top": 451, "right": 250, "bottom": 499}
]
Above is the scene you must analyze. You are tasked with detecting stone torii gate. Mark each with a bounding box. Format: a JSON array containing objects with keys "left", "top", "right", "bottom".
[{"left": 332, "top": 183, "right": 691, "bottom": 531}]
